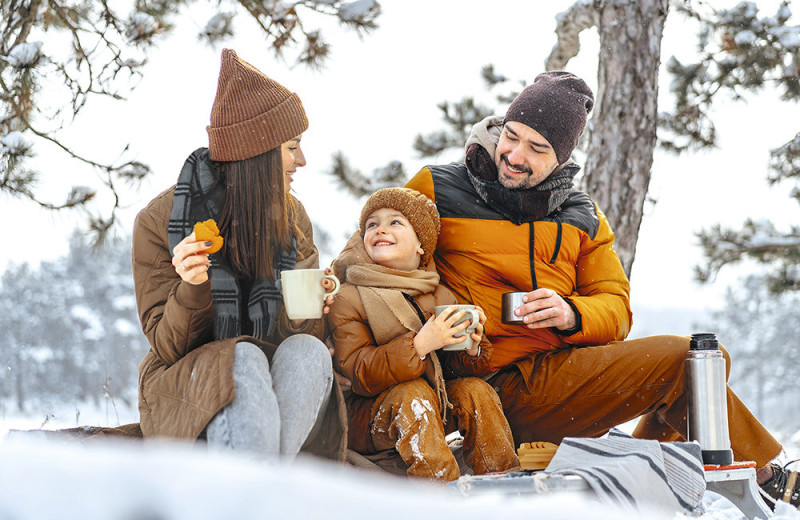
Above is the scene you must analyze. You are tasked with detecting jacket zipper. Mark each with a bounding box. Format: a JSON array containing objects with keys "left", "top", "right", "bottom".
[
  {"left": 403, "top": 293, "right": 427, "bottom": 323},
  {"left": 528, "top": 223, "right": 538, "bottom": 290},
  {"left": 550, "top": 217, "right": 563, "bottom": 264}
]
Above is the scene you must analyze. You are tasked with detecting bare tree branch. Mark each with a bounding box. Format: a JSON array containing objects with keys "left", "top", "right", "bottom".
[{"left": 546, "top": 1, "right": 599, "bottom": 71}]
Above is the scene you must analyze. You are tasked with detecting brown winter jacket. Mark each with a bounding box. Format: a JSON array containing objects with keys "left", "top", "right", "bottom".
[
  {"left": 132, "top": 184, "right": 346, "bottom": 461},
  {"left": 326, "top": 248, "right": 492, "bottom": 452}
]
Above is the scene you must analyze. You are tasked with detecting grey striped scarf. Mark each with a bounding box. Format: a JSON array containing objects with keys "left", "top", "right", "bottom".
[{"left": 168, "top": 148, "right": 296, "bottom": 340}]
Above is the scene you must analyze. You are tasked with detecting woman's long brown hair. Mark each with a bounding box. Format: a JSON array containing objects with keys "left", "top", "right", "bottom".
[{"left": 215, "top": 147, "right": 302, "bottom": 280}]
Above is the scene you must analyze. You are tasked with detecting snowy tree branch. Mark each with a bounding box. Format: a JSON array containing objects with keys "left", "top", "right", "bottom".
[
  {"left": 0, "top": 0, "right": 382, "bottom": 246},
  {"left": 546, "top": 1, "right": 599, "bottom": 71},
  {"left": 695, "top": 220, "right": 800, "bottom": 292}
]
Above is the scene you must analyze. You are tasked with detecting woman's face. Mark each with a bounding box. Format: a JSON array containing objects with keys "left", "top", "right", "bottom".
[{"left": 281, "top": 135, "right": 306, "bottom": 194}]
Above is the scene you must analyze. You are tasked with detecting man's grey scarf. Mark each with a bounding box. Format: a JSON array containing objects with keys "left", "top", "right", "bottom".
[
  {"left": 168, "top": 148, "right": 296, "bottom": 340},
  {"left": 464, "top": 115, "right": 579, "bottom": 225}
]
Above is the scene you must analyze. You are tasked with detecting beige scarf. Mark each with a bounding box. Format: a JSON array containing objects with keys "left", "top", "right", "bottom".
[{"left": 346, "top": 263, "right": 452, "bottom": 421}]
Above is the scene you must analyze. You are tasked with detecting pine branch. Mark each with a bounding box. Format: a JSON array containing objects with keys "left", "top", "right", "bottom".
[
  {"left": 1, "top": 0, "right": 383, "bottom": 249},
  {"left": 661, "top": 1, "right": 800, "bottom": 152},
  {"left": 328, "top": 151, "right": 405, "bottom": 198},
  {"left": 695, "top": 220, "right": 800, "bottom": 292},
  {"left": 768, "top": 133, "right": 800, "bottom": 184}
]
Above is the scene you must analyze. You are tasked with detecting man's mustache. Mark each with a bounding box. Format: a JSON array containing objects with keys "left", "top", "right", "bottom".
[{"left": 501, "top": 154, "right": 532, "bottom": 175}]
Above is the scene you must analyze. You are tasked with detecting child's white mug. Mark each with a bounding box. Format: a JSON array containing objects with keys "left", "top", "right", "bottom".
[{"left": 280, "top": 269, "right": 341, "bottom": 320}]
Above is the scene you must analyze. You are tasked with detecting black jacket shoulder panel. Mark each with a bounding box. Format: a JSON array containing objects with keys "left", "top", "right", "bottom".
[
  {"left": 429, "top": 163, "right": 506, "bottom": 221},
  {"left": 548, "top": 191, "right": 600, "bottom": 240},
  {"left": 428, "top": 164, "right": 601, "bottom": 239}
]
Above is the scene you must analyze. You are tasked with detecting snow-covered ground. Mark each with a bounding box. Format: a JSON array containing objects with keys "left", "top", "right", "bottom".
[{"left": 1, "top": 403, "right": 798, "bottom": 520}]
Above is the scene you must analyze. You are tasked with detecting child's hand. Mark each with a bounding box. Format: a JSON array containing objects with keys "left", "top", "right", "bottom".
[
  {"left": 412, "top": 306, "right": 470, "bottom": 359},
  {"left": 466, "top": 306, "right": 486, "bottom": 357}
]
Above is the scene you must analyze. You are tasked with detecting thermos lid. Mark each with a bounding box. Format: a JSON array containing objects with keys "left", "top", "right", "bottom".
[{"left": 690, "top": 332, "right": 719, "bottom": 350}]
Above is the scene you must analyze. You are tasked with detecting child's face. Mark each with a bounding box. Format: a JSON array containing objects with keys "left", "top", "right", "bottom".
[{"left": 363, "top": 208, "right": 423, "bottom": 271}]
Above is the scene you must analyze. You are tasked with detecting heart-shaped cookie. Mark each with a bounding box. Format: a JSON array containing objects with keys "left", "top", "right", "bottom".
[{"left": 193, "top": 219, "right": 224, "bottom": 254}]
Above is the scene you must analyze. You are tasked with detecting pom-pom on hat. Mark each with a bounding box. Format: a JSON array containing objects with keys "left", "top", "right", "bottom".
[
  {"left": 207, "top": 49, "right": 308, "bottom": 162},
  {"left": 504, "top": 71, "right": 594, "bottom": 165},
  {"left": 359, "top": 188, "right": 440, "bottom": 268}
]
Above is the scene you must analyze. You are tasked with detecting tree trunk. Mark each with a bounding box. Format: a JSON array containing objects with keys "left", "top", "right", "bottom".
[{"left": 583, "top": 0, "right": 669, "bottom": 277}]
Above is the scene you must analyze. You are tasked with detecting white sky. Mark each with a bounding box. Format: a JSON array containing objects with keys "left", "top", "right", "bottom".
[{"left": 3, "top": 0, "right": 799, "bottom": 335}]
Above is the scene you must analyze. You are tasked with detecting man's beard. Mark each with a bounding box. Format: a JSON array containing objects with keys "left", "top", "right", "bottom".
[{"left": 497, "top": 154, "right": 537, "bottom": 190}]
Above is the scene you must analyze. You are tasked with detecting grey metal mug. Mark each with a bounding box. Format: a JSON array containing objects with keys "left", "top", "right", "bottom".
[
  {"left": 434, "top": 304, "right": 479, "bottom": 351},
  {"left": 501, "top": 291, "right": 527, "bottom": 324}
]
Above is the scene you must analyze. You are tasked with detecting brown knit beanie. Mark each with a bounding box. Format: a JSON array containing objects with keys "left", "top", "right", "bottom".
[
  {"left": 504, "top": 71, "right": 594, "bottom": 165},
  {"left": 207, "top": 49, "right": 308, "bottom": 162},
  {"left": 359, "top": 188, "right": 440, "bottom": 268}
]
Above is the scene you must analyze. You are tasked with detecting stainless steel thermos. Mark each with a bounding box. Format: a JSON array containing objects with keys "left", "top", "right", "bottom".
[{"left": 685, "top": 332, "right": 734, "bottom": 465}]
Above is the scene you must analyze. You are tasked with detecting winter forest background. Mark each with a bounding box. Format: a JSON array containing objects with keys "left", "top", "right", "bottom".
[{"left": 2, "top": 0, "right": 800, "bottom": 447}]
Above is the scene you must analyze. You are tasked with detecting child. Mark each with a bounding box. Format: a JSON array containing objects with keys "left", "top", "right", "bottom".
[{"left": 327, "top": 187, "right": 519, "bottom": 481}]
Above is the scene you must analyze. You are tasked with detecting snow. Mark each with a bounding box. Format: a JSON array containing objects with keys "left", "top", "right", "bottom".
[
  {"left": 272, "top": 1, "right": 294, "bottom": 21},
  {"left": 5, "top": 41, "right": 43, "bottom": 68},
  {"left": 768, "top": 26, "right": 800, "bottom": 48},
  {"left": 71, "top": 304, "right": 104, "bottom": 341},
  {"left": 0, "top": 436, "right": 641, "bottom": 520},
  {"left": 744, "top": 234, "right": 800, "bottom": 248},
  {"left": 778, "top": 4, "right": 792, "bottom": 22},
  {"left": 0, "top": 432, "right": 798, "bottom": 520},
  {"left": 203, "top": 12, "right": 234, "bottom": 36},
  {"left": 126, "top": 12, "right": 158, "bottom": 41},
  {"left": 0, "top": 403, "right": 798, "bottom": 520},
  {"left": 735, "top": 30, "right": 758, "bottom": 46},
  {"left": 410, "top": 397, "right": 434, "bottom": 422},
  {"left": 0, "top": 130, "right": 32, "bottom": 155},
  {"left": 338, "top": 0, "right": 376, "bottom": 21}
]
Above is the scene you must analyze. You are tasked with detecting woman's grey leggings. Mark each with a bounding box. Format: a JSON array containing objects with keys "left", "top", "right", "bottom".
[{"left": 206, "top": 335, "right": 333, "bottom": 461}]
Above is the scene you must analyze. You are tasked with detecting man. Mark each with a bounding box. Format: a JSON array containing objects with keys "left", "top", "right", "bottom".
[{"left": 404, "top": 71, "right": 798, "bottom": 509}]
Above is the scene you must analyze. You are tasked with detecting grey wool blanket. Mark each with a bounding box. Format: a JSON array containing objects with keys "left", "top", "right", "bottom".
[{"left": 544, "top": 429, "right": 706, "bottom": 515}]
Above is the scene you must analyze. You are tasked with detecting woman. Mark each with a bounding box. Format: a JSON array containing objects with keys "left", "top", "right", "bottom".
[{"left": 132, "top": 49, "right": 345, "bottom": 461}]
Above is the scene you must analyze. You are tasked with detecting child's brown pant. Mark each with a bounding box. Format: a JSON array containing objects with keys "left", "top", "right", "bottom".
[
  {"left": 368, "top": 377, "right": 519, "bottom": 481},
  {"left": 491, "top": 335, "right": 782, "bottom": 468}
]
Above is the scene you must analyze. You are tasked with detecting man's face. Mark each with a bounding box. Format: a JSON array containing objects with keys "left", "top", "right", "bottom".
[{"left": 494, "top": 121, "right": 559, "bottom": 190}]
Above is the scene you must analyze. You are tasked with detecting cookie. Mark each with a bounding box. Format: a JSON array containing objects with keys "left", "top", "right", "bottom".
[{"left": 193, "top": 219, "right": 224, "bottom": 254}]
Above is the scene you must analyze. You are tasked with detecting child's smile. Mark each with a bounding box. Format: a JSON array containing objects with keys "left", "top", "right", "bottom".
[{"left": 363, "top": 208, "right": 424, "bottom": 271}]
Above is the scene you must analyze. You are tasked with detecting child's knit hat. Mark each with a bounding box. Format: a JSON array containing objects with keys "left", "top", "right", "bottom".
[{"left": 359, "top": 188, "right": 440, "bottom": 268}]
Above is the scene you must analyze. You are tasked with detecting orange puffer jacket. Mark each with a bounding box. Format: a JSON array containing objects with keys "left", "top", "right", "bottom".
[{"left": 405, "top": 163, "right": 632, "bottom": 374}]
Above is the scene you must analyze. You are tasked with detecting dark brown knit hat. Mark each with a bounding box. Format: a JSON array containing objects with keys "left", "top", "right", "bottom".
[
  {"left": 207, "top": 49, "right": 309, "bottom": 162},
  {"left": 359, "top": 188, "right": 440, "bottom": 268},
  {"left": 504, "top": 71, "right": 594, "bottom": 165}
]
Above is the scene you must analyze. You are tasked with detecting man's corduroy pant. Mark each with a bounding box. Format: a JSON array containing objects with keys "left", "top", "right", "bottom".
[{"left": 491, "top": 334, "right": 782, "bottom": 468}]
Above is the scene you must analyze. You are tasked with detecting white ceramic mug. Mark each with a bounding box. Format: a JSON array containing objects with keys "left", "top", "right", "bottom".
[
  {"left": 280, "top": 269, "right": 341, "bottom": 320},
  {"left": 434, "top": 304, "right": 480, "bottom": 351}
]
